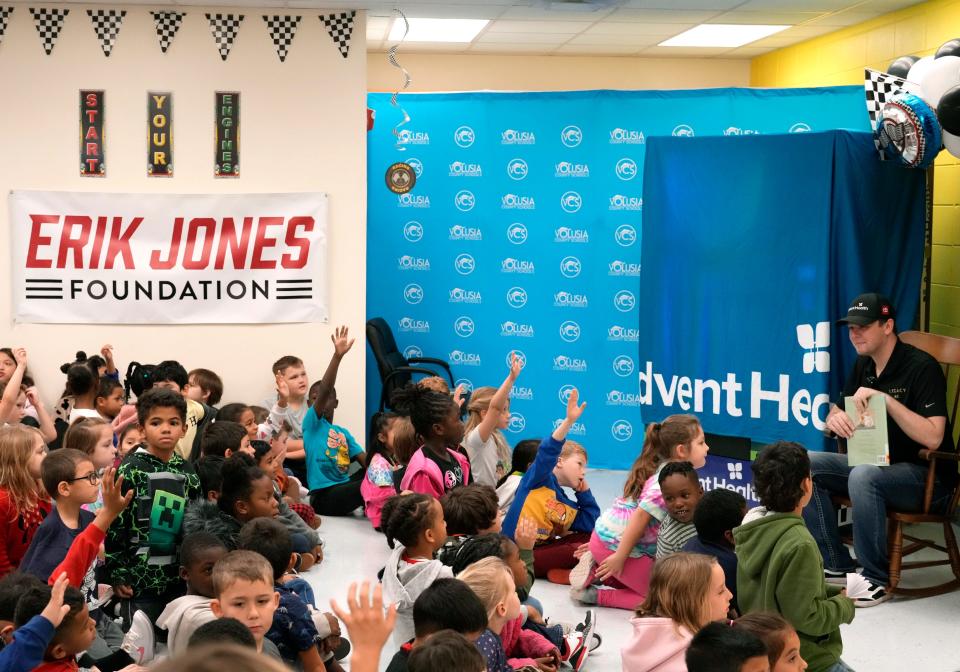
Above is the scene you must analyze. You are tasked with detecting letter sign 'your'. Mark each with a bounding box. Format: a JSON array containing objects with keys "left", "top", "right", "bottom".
[
  {"left": 215, "top": 91, "right": 240, "bottom": 178},
  {"left": 148, "top": 92, "right": 173, "bottom": 177}
]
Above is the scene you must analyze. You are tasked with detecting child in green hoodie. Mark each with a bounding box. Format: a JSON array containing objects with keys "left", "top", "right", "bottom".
[{"left": 734, "top": 442, "right": 855, "bottom": 672}]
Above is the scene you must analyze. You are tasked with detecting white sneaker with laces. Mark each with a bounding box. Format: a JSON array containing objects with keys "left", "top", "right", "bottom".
[{"left": 121, "top": 610, "right": 155, "bottom": 664}]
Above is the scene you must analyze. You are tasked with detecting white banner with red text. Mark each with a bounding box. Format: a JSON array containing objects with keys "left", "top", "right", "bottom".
[{"left": 9, "top": 190, "right": 328, "bottom": 324}]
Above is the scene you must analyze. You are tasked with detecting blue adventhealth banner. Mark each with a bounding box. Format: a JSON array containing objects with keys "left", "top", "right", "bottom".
[{"left": 366, "top": 87, "right": 875, "bottom": 470}]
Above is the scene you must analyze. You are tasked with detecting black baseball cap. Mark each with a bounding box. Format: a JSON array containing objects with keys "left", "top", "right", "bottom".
[{"left": 837, "top": 293, "right": 896, "bottom": 326}]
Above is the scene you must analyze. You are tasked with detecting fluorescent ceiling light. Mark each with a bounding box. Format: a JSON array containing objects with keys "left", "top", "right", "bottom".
[
  {"left": 659, "top": 24, "right": 790, "bottom": 48},
  {"left": 388, "top": 18, "right": 490, "bottom": 43}
]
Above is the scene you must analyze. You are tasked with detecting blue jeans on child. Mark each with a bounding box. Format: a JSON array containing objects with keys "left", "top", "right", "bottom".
[
  {"left": 826, "top": 658, "right": 856, "bottom": 672},
  {"left": 802, "top": 452, "right": 952, "bottom": 585}
]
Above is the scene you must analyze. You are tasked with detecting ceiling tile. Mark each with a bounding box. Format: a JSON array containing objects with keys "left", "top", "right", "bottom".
[
  {"left": 620, "top": 0, "right": 744, "bottom": 9},
  {"left": 640, "top": 45, "right": 734, "bottom": 56},
  {"left": 497, "top": 6, "right": 616, "bottom": 20},
  {"left": 724, "top": 45, "right": 777, "bottom": 57},
  {"left": 806, "top": 10, "right": 883, "bottom": 26},
  {"left": 580, "top": 21, "right": 695, "bottom": 36},
  {"left": 566, "top": 32, "right": 666, "bottom": 46},
  {"left": 734, "top": 0, "right": 859, "bottom": 10},
  {"left": 467, "top": 42, "right": 560, "bottom": 53},
  {"left": 476, "top": 31, "right": 575, "bottom": 44},
  {"left": 554, "top": 44, "right": 644, "bottom": 55},
  {"left": 707, "top": 10, "right": 825, "bottom": 23},
  {"left": 484, "top": 19, "right": 594, "bottom": 33},
  {"left": 606, "top": 8, "right": 726, "bottom": 23}
]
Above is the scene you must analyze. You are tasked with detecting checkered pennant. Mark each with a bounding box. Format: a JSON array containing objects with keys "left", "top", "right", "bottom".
[
  {"left": 320, "top": 11, "right": 354, "bottom": 59},
  {"left": 206, "top": 13, "right": 244, "bottom": 61},
  {"left": 263, "top": 15, "right": 300, "bottom": 63},
  {"left": 865, "top": 68, "right": 911, "bottom": 160},
  {"left": 87, "top": 10, "right": 125, "bottom": 57},
  {"left": 151, "top": 11, "right": 185, "bottom": 54},
  {"left": 29, "top": 8, "right": 69, "bottom": 55},
  {"left": 0, "top": 7, "right": 15, "bottom": 46}
]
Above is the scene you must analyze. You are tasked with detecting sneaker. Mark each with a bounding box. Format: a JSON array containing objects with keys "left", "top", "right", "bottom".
[
  {"left": 589, "top": 632, "right": 602, "bottom": 652},
  {"left": 121, "top": 610, "right": 155, "bottom": 665},
  {"left": 853, "top": 579, "right": 892, "bottom": 607},
  {"left": 559, "top": 631, "right": 584, "bottom": 663},
  {"left": 566, "top": 630, "right": 590, "bottom": 671},
  {"left": 569, "top": 550, "right": 595, "bottom": 591},
  {"left": 547, "top": 568, "right": 572, "bottom": 585},
  {"left": 570, "top": 585, "right": 598, "bottom": 605},
  {"left": 575, "top": 610, "right": 602, "bottom": 651},
  {"left": 824, "top": 567, "right": 857, "bottom": 585}
]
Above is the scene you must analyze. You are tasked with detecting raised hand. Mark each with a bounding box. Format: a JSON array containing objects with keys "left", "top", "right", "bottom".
[
  {"left": 12, "top": 348, "right": 27, "bottom": 366},
  {"left": 100, "top": 344, "right": 115, "bottom": 365},
  {"left": 100, "top": 468, "right": 133, "bottom": 519},
  {"left": 25, "top": 386, "right": 40, "bottom": 407},
  {"left": 41, "top": 573, "right": 72, "bottom": 627},
  {"left": 330, "top": 581, "right": 396, "bottom": 665},
  {"left": 275, "top": 374, "right": 290, "bottom": 404},
  {"left": 453, "top": 384, "right": 466, "bottom": 408},
  {"left": 514, "top": 516, "right": 538, "bottom": 551},
  {"left": 508, "top": 351, "right": 523, "bottom": 379},
  {"left": 565, "top": 388, "right": 586, "bottom": 423},
  {"left": 331, "top": 326, "right": 356, "bottom": 358}
]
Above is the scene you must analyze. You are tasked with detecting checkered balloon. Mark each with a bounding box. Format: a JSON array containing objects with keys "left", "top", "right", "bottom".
[
  {"left": 151, "top": 11, "right": 185, "bottom": 54},
  {"left": 29, "top": 7, "right": 69, "bottom": 55},
  {"left": 206, "top": 13, "right": 244, "bottom": 61},
  {"left": 263, "top": 15, "right": 300, "bottom": 63},
  {"left": 320, "top": 11, "right": 354, "bottom": 59},
  {"left": 0, "top": 7, "right": 14, "bottom": 46},
  {"left": 864, "top": 68, "right": 913, "bottom": 161},
  {"left": 87, "top": 9, "right": 126, "bottom": 57}
]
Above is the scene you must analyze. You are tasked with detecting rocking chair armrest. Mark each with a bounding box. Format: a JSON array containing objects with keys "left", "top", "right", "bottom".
[
  {"left": 918, "top": 449, "right": 960, "bottom": 463},
  {"left": 917, "top": 449, "right": 960, "bottom": 514}
]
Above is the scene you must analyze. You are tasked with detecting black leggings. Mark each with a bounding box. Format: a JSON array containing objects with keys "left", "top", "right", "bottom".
[{"left": 309, "top": 470, "right": 364, "bottom": 516}]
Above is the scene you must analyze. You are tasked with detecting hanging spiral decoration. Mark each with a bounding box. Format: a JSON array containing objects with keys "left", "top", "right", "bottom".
[{"left": 388, "top": 9, "right": 412, "bottom": 151}]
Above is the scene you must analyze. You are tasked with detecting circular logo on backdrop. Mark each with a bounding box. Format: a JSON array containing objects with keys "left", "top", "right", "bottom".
[
  {"left": 560, "top": 191, "right": 582, "bottom": 214},
  {"left": 507, "top": 158, "right": 529, "bottom": 181},
  {"left": 614, "top": 290, "right": 636, "bottom": 312},
  {"left": 614, "top": 224, "right": 637, "bottom": 247},
  {"left": 507, "top": 223, "right": 528, "bottom": 245},
  {"left": 559, "top": 320, "right": 581, "bottom": 343},
  {"left": 454, "top": 253, "right": 476, "bottom": 275},
  {"left": 561, "top": 125, "right": 583, "bottom": 148},
  {"left": 612, "top": 419, "right": 633, "bottom": 442},
  {"left": 672, "top": 124, "right": 695, "bottom": 137},
  {"left": 613, "top": 355, "right": 636, "bottom": 377},
  {"left": 454, "top": 125, "right": 475, "bottom": 148},
  {"left": 789, "top": 122, "right": 811, "bottom": 133},
  {"left": 407, "top": 158, "right": 424, "bottom": 178},
  {"left": 455, "top": 190, "right": 476, "bottom": 212},
  {"left": 386, "top": 162, "right": 416, "bottom": 194},
  {"left": 454, "top": 316, "right": 475, "bottom": 338},
  {"left": 403, "top": 221, "right": 424, "bottom": 242},
  {"left": 506, "top": 287, "right": 528, "bottom": 308},
  {"left": 508, "top": 413, "right": 527, "bottom": 433},
  {"left": 403, "top": 283, "right": 424, "bottom": 305},
  {"left": 403, "top": 345, "right": 423, "bottom": 360},
  {"left": 558, "top": 384, "right": 576, "bottom": 405},
  {"left": 508, "top": 350, "right": 527, "bottom": 369},
  {"left": 615, "top": 158, "right": 638, "bottom": 181},
  {"left": 560, "top": 256, "right": 582, "bottom": 278},
  {"left": 455, "top": 378, "right": 474, "bottom": 393}
]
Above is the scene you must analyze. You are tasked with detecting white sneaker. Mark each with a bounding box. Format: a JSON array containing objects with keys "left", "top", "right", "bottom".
[
  {"left": 853, "top": 579, "right": 892, "bottom": 607},
  {"left": 121, "top": 610, "right": 155, "bottom": 664},
  {"left": 569, "top": 550, "right": 595, "bottom": 591}
]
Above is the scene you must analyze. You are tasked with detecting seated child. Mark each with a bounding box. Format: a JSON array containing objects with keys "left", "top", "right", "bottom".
[
  {"left": 362, "top": 412, "right": 406, "bottom": 529},
  {"left": 93, "top": 379, "right": 124, "bottom": 426},
  {"left": 383, "top": 578, "right": 488, "bottom": 672},
  {"left": 655, "top": 461, "right": 703, "bottom": 559},
  {"left": 149, "top": 360, "right": 212, "bottom": 460},
  {"left": 13, "top": 582, "right": 95, "bottom": 672},
  {"left": 0, "top": 425, "right": 51, "bottom": 579},
  {"left": 60, "top": 419, "right": 116, "bottom": 514},
  {"left": 735, "top": 612, "right": 808, "bottom": 672},
  {"left": 209, "top": 550, "right": 282, "bottom": 661},
  {"left": 217, "top": 405, "right": 258, "bottom": 441},
  {"left": 683, "top": 488, "right": 747, "bottom": 614},
  {"left": 195, "top": 455, "right": 225, "bottom": 503},
  {"left": 686, "top": 622, "right": 769, "bottom": 672},
  {"left": 154, "top": 643, "right": 288, "bottom": 672},
  {"left": 187, "top": 617, "right": 256, "bottom": 650},
  {"left": 184, "top": 368, "right": 224, "bottom": 409},
  {"left": 621, "top": 553, "right": 733, "bottom": 672},
  {"left": 156, "top": 532, "right": 229, "bottom": 656},
  {"left": 200, "top": 421, "right": 252, "bottom": 458},
  {"left": 0, "top": 573, "right": 46, "bottom": 645},
  {"left": 408, "top": 630, "right": 487, "bottom": 672},
  {"left": 103, "top": 388, "right": 201, "bottom": 624},
  {"left": 266, "top": 355, "right": 311, "bottom": 483},
  {"left": 501, "top": 389, "right": 598, "bottom": 580},
  {"left": 0, "top": 573, "right": 70, "bottom": 672},
  {"left": 115, "top": 425, "right": 142, "bottom": 463},
  {"left": 496, "top": 440, "right": 538, "bottom": 514},
  {"left": 734, "top": 442, "right": 854, "bottom": 672},
  {"left": 381, "top": 493, "right": 454, "bottom": 646},
  {"left": 462, "top": 355, "right": 522, "bottom": 487},
  {"left": 437, "top": 484, "right": 501, "bottom": 563}
]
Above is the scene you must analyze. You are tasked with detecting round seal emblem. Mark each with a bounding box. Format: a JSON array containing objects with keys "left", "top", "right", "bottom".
[{"left": 386, "top": 162, "right": 417, "bottom": 194}]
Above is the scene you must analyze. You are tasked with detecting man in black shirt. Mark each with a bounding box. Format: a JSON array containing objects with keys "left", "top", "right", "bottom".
[{"left": 802, "top": 293, "right": 956, "bottom": 607}]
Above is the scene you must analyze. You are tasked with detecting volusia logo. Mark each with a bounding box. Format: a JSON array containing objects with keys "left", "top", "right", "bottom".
[
  {"left": 448, "top": 161, "right": 483, "bottom": 177},
  {"left": 397, "top": 255, "right": 430, "bottom": 271},
  {"left": 554, "top": 227, "right": 589, "bottom": 243},
  {"left": 398, "top": 194, "right": 430, "bottom": 208},
  {"left": 398, "top": 129, "right": 430, "bottom": 145},
  {"left": 501, "top": 258, "right": 535, "bottom": 274},
  {"left": 500, "top": 321, "right": 535, "bottom": 337},
  {"left": 608, "top": 325, "right": 639, "bottom": 342},
  {"left": 397, "top": 317, "right": 429, "bottom": 333},
  {"left": 449, "top": 350, "right": 482, "bottom": 366},
  {"left": 502, "top": 194, "right": 535, "bottom": 210},
  {"left": 510, "top": 386, "right": 534, "bottom": 401},
  {"left": 554, "top": 291, "right": 588, "bottom": 308},
  {"left": 609, "top": 128, "right": 645, "bottom": 144},
  {"left": 609, "top": 195, "right": 642, "bottom": 211},
  {"left": 501, "top": 129, "right": 536, "bottom": 145},
  {"left": 609, "top": 260, "right": 641, "bottom": 276},
  {"left": 553, "top": 418, "right": 586, "bottom": 436},
  {"left": 553, "top": 355, "right": 587, "bottom": 372},
  {"left": 449, "top": 225, "right": 482, "bottom": 241},
  {"left": 555, "top": 162, "right": 590, "bottom": 178},
  {"left": 607, "top": 390, "right": 641, "bottom": 407},
  {"left": 449, "top": 288, "right": 482, "bottom": 304}
]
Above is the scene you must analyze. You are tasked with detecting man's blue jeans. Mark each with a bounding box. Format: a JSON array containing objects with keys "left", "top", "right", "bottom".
[{"left": 802, "top": 452, "right": 952, "bottom": 585}]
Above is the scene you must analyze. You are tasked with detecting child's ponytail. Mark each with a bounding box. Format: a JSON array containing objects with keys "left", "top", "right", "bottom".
[
  {"left": 622, "top": 415, "right": 702, "bottom": 499},
  {"left": 380, "top": 492, "right": 435, "bottom": 549}
]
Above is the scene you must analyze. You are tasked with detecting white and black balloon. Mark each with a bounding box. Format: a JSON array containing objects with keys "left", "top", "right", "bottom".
[
  {"left": 936, "top": 38, "right": 960, "bottom": 59},
  {"left": 888, "top": 55, "right": 919, "bottom": 78}
]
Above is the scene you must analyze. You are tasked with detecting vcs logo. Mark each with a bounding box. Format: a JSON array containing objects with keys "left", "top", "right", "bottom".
[
  {"left": 508, "top": 413, "right": 526, "bottom": 433},
  {"left": 560, "top": 256, "right": 582, "bottom": 278},
  {"left": 454, "top": 254, "right": 476, "bottom": 275},
  {"left": 506, "top": 287, "right": 528, "bottom": 308},
  {"left": 454, "top": 190, "right": 476, "bottom": 212},
  {"left": 560, "top": 191, "right": 582, "bottom": 214},
  {"left": 507, "top": 158, "right": 529, "bottom": 181},
  {"left": 614, "top": 290, "right": 636, "bottom": 312},
  {"left": 558, "top": 384, "right": 576, "bottom": 405},
  {"left": 454, "top": 316, "right": 475, "bottom": 337},
  {"left": 612, "top": 419, "right": 633, "bottom": 442},
  {"left": 403, "top": 345, "right": 423, "bottom": 359},
  {"left": 559, "top": 320, "right": 581, "bottom": 343},
  {"left": 403, "top": 283, "right": 423, "bottom": 304},
  {"left": 561, "top": 125, "right": 582, "bottom": 148},
  {"left": 615, "top": 224, "right": 637, "bottom": 247},
  {"left": 403, "top": 221, "right": 423, "bottom": 242},
  {"left": 454, "top": 125, "right": 475, "bottom": 148},
  {"left": 506, "top": 223, "right": 528, "bottom": 245},
  {"left": 615, "top": 158, "right": 637, "bottom": 181},
  {"left": 613, "top": 355, "right": 635, "bottom": 377}
]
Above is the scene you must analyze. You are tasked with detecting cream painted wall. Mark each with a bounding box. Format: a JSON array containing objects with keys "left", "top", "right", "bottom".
[
  {"left": 367, "top": 53, "right": 751, "bottom": 92},
  {"left": 0, "top": 7, "right": 368, "bottom": 435}
]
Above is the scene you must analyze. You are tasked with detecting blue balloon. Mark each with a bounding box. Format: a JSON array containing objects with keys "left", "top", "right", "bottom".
[{"left": 879, "top": 93, "right": 942, "bottom": 168}]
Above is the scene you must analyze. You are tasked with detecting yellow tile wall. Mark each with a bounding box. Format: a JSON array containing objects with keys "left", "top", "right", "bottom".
[{"left": 752, "top": 0, "right": 960, "bottom": 338}]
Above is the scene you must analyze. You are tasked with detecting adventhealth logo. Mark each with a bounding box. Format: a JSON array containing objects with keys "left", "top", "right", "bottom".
[
  {"left": 558, "top": 384, "right": 576, "bottom": 405},
  {"left": 397, "top": 255, "right": 430, "bottom": 271},
  {"left": 555, "top": 227, "right": 589, "bottom": 243},
  {"left": 502, "top": 194, "right": 536, "bottom": 210},
  {"left": 507, "top": 223, "right": 528, "bottom": 245},
  {"left": 403, "top": 283, "right": 423, "bottom": 304},
  {"left": 614, "top": 290, "right": 637, "bottom": 313},
  {"left": 449, "top": 350, "right": 482, "bottom": 366},
  {"left": 608, "top": 325, "right": 640, "bottom": 342},
  {"left": 501, "top": 258, "right": 535, "bottom": 274},
  {"left": 613, "top": 355, "right": 636, "bottom": 377},
  {"left": 561, "top": 125, "right": 583, "bottom": 148},
  {"left": 555, "top": 161, "right": 590, "bottom": 178},
  {"left": 728, "top": 462, "right": 744, "bottom": 480},
  {"left": 398, "top": 194, "right": 430, "bottom": 208},
  {"left": 453, "top": 316, "right": 475, "bottom": 337},
  {"left": 398, "top": 129, "right": 430, "bottom": 145},
  {"left": 449, "top": 288, "right": 482, "bottom": 304},
  {"left": 508, "top": 413, "right": 527, "bottom": 433},
  {"left": 397, "top": 317, "right": 429, "bottom": 333},
  {"left": 454, "top": 125, "right": 475, "bottom": 148},
  {"left": 454, "top": 253, "right": 476, "bottom": 275},
  {"left": 449, "top": 225, "right": 482, "bottom": 241},
  {"left": 448, "top": 161, "right": 483, "bottom": 177},
  {"left": 559, "top": 320, "right": 581, "bottom": 343},
  {"left": 612, "top": 419, "right": 633, "bottom": 442},
  {"left": 553, "top": 355, "right": 587, "bottom": 372},
  {"left": 797, "top": 322, "right": 830, "bottom": 374},
  {"left": 506, "top": 287, "right": 528, "bottom": 308},
  {"left": 560, "top": 191, "right": 583, "bottom": 214},
  {"left": 403, "top": 345, "right": 423, "bottom": 359},
  {"left": 610, "top": 128, "right": 645, "bottom": 144},
  {"left": 609, "top": 261, "right": 641, "bottom": 276},
  {"left": 408, "top": 158, "right": 423, "bottom": 177},
  {"left": 554, "top": 291, "right": 588, "bottom": 308},
  {"left": 609, "top": 195, "right": 642, "bottom": 211},
  {"left": 615, "top": 158, "right": 638, "bottom": 181},
  {"left": 615, "top": 224, "right": 637, "bottom": 247},
  {"left": 672, "top": 124, "right": 694, "bottom": 137},
  {"left": 507, "top": 158, "right": 529, "bottom": 181},
  {"left": 501, "top": 321, "right": 535, "bottom": 337},
  {"left": 454, "top": 190, "right": 476, "bottom": 212},
  {"left": 607, "top": 390, "right": 641, "bottom": 407},
  {"left": 403, "top": 221, "right": 424, "bottom": 242}
]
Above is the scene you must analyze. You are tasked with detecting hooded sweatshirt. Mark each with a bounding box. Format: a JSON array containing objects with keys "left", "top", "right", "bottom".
[
  {"left": 620, "top": 617, "right": 691, "bottom": 672},
  {"left": 400, "top": 446, "right": 471, "bottom": 499},
  {"left": 156, "top": 595, "right": 215, "bottom": 657},
  {"left": 381, "top": 543, "right": 454, "bottom": 646},
  {"left": 182, "top": 500, "right": 242, "bottom": 550},
  {"left": 734, "top": 508, "right": 855, "bottom": 672}
]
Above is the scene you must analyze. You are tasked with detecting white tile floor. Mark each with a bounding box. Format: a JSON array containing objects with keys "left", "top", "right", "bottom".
[{"left": 300, "top": 469, "right": 960, "bottom": 672}]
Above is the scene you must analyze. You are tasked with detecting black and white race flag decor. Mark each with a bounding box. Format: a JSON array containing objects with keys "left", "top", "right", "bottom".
[
  {"left": 87, "top": 9, "right": 125, "bottom": 57},
  {"left": 151, "top": 11, "right": 185, "bottom": 53},
  {"left": 30, "top": 7, "right": 69, "bottom": 55},
  {"left": 206, "top": 13, "right": 244, "bottom": 61},
  {"left": 263, "top": 15, "right": 300, "bottom": 62},
  {"left": 0, "top": 7, "right": 14, "bottom": 46},
  {"left": 864, "top": 68, "right": 912, "bottom": 160},
  {"left": 320, "top": 11, "right": 354, "bottom": 59}
]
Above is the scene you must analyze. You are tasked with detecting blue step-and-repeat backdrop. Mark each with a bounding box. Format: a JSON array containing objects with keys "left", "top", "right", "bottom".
[{"left": 366, "top": 87, "right": 872, "bottom": 478}]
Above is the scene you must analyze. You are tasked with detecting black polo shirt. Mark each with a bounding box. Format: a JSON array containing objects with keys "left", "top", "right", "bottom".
[{"left": 838, "top": 338, "right": 957, "bottom": 486}]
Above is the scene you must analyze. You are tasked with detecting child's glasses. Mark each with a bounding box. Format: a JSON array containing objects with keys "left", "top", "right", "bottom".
[{"left": 67, "top": 471, "right": 101, "bottom": 486}]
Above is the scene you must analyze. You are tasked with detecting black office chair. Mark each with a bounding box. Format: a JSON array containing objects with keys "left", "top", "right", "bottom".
[{"left": 366, "top": 317, "right": 455, "bottom": 411}]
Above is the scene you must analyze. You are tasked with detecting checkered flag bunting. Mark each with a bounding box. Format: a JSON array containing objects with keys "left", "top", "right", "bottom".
[
  {"left": 320, "top": 11, "right": 354, "bottom": 59},
  {"left": 206, "top": 13, "right": 244, "bottom": 61},
  {"left": 29, "top": 8, "right": 69, "bottom": 55},
  {"left": 865, "top": 68, "right": 911, "bottom": 160},
  {"left": 87, "top": 9, "right": 125, "bottom": 57},
  {"left": 263, "top": 15, "right": 300, "bottom": 62},
  {"left": 0, "top": 7, "right": 14, "bottom": 46},
  {"left": 151, "top": 11, "right": 185, "bottom": 54}
]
